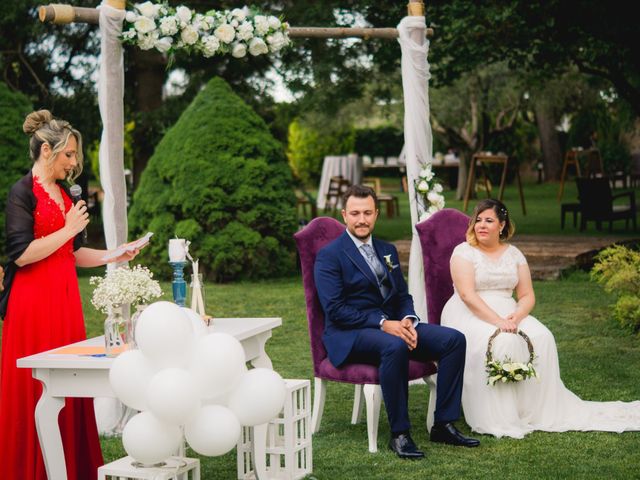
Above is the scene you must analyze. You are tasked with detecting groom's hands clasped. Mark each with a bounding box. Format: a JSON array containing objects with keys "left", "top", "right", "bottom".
[{"left": 382, "top": 317, "right": 418, "bottom": 350}]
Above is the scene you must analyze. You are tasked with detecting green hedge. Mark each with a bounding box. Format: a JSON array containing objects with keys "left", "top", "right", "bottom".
[
  {"left": 128, "top": 77, "right": 297, "bottom": 282},
  {"left": 0, "top": 83, "right": 32, "bottom": 260}
]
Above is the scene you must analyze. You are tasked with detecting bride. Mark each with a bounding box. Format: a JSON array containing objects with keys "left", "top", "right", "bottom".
[{"left": 440, "top": 199, "right": 640, "bottom": 438}]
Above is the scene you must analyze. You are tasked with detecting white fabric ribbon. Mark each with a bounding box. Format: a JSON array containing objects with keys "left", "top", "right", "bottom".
[{"left": 397, "top": 16, "right": 433, "bottom": 322}]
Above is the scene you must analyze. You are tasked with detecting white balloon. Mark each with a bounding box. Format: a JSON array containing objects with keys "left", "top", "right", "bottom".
[
  {"left": 122, "top": 411, "right": 182, "bottom": 465},
  {"left": 189, "top": 333, "right": 246, "bottom": 399},
  {"left": 181, "top": 307, "right": 209, "bottom": 338},
  {"left": 135, "top": 301, "right": 194, "bottom": 368},
  {"left": 184, "top": 405, "right": 241, "bottom": 456},
  {"left": 146, "top": 368, "right": 201, "bottom": 425},
  {"left": 228, "top": 368, "right": 286, "bottom": 426},
  {"left": 109, "top": 349, "right": 156, "bottom": 411}
]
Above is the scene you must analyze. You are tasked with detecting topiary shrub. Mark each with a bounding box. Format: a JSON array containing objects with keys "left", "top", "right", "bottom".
[
  {"left": 0, "top": 83, "right": 32, "bottom": 261},
  {"left": 591, "top": 245, "right": 640, "bottom": 333},
  {"left": 128, "top": 77, "right": 297, "bottom": 282}
]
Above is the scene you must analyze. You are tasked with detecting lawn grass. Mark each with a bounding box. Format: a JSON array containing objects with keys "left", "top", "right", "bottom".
[
  {"left": 87, "top": 271, "right": 640, "bottom": 480},
  {"left": 311, "top": 180, "right": 640, "bottom": 241}
]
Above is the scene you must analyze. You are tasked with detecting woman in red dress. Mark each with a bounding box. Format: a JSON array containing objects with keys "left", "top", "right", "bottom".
[{"left": 0, "top": 110, "right": 139, "bottom": 479}]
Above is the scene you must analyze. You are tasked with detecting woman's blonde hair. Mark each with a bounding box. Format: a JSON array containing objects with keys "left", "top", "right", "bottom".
[
  {"left": 466, "top": 199, "right": 515, "bottom": 246},
  {"left": 23, "top": 109, "right": 83, "bottom": 181}
]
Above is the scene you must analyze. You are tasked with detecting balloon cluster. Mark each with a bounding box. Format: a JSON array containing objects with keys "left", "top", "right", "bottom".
[{"left": 109, "top": 301, "right": 286, "bottom": 464}]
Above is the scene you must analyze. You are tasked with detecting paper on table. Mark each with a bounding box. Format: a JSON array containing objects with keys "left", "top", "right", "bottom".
[
  {"left": 52, "top": 345, "right": 127, "bottom": 355},
  {"left": 101, "top": 232, "right": 153, "bottom": 261}
]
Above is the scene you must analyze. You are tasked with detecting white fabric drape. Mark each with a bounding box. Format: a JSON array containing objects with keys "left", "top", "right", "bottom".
[
  {"left": 98, "top": 2, "right": 127, "bottom": 253},
  {"left": 316, "top": 154, "right": 362, "bottom": 209},
  {"left": 95, "top": 2, "right": 132, "bottom": 436},
  {"left": 397, "top": 16, "right": 432, "bottom": 322}
]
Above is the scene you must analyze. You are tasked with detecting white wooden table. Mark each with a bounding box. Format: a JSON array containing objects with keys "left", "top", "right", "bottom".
[{"left": 17, "top": 317, "right": 282, "bottom": 480}]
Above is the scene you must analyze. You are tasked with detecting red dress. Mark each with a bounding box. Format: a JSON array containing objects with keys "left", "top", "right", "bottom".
[{"left": 0, "top": 177, "right": 103, "bottom": 479}]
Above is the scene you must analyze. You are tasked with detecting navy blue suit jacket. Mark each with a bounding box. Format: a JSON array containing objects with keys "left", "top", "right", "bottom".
[{"left": 314, "top": 231, "right": 417, "bottom": 367}]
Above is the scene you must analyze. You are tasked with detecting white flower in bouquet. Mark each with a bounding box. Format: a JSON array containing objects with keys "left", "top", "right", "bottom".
[
  {"left": 254, "top": 15, "right": 269, "bottom": 35},
  {"left": 122, "top": 28, "right": 137, "bottom": 40},
  {"left": 136, "top": 1, "right": 160, "bottom": 19},
  {"left": 125, "top": 11, "right": 138, "bottom": 23},
  {"left": 267, "top": 31, "right": 288, "bottom": 51},
  {"left": 176, "top": 6, "right": 192, "bottom": 25},
  {"left": 417, "top": 180, "right": 429, "bottom": 193},
  {"left": 428, "top": 191, "right": 445, "bottom": 209},
  {"left": 230, "top": 18, "right": 239, "bottom": 28},
  {"left": 90, "top": 265, "right": 162, "bottom": 315},
  {"left": 159, "top": 16, "right": 178, "bottom": 36},
  {"left": 268, "top": 15, "right": 281, "bottom": 30},
  {"left": 419, "top": 165, "right": 434, "bottom": 181},
  {"left": 232, "top": 42, "right": 247, "bottom": 58},
  {"left": 433, "top": 183, "right": 444, "bottom": 193},
  {"left": 231, "top": 7, "right": 247, "bottom": 21},
  {"left": 155, "top": 36, "right": 173, "bottom": 53},
  {"left": 138, "top": 31, "right": 159, "bottom": 50},
  {"left": 180, "top": 25, "right": 199, "bottom": 45},
  {"left": 134, "top": 16, "right": 156, "bottom": 34},
  {"left": 249, "top": 37, "right": 268, "bottom": 56},
  {"left": 201, "top": 35, "right": 220, "bottom": 57},
  {"left": 237, "top": 21, "right": 254, "bottom": 41},
  {"left": 215, "top": 23, "right": 236, "bottom": 44}
]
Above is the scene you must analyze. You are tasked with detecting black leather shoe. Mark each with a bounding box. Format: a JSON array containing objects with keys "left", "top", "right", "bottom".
[
  {"left": 388, "top": 433, "right": 425, "bottom": 459},
  {"left": 430, "top": 422, "right": 480, "bottom": 447}
]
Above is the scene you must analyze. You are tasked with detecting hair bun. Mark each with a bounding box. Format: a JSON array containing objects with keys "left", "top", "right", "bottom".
[{"left": 23, "top": 109, "right": 53, "bottom": 135}]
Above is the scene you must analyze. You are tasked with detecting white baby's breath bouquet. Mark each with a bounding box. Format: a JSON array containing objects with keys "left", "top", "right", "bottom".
[
  {"left": 415, "top": 163, "right": 445, "bottom": 222},
  {"left": 90, "top": 265, "right": 162, "bottom": 314},
  {"left": 121, "top": 2, "right": 291, "bottom": 61}
]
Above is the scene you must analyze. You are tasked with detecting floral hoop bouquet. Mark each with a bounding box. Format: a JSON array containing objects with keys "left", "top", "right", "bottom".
[
  {"left": 122, "top": 2, "right": 291, "bottom": 60},
  {"left": 414, "top": 163, "right": 445, "bottom": 222},
  {"left": 485, "top": 329, "right": 537, "bottom": 386},
  {"left": 90, "top": 265, "right": 162, "bottom": 314}
]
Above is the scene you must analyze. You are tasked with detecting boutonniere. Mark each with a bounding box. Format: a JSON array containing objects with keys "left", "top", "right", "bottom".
[{"left": 383, "top": 254, "right": 399, "bottom": 272}]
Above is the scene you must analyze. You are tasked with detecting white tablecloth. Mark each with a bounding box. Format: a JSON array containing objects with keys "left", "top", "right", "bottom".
[{"left": 316, "top": 154, "right": 362, "bottom": 209}]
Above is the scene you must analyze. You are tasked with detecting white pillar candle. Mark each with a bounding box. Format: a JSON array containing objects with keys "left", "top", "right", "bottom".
[{"left": 169, "top": 238, "right": 187, "bottom": 262}]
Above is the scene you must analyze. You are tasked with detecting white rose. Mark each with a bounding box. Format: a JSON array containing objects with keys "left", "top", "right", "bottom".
[
  {"left": 417, "top": 180, "right": 429, "bottom": 193},
  {"left": 134, "top": 16, "right": 155, "bottom": 34},
  {"left": 230, "top": 19, "right": 239, "bottom": 28},
  {"left": 248, "top": 37, "right": 268, "bottom": 56},
  {"left": 514, "top": 374, "right": 524, "bottom": 381},
  {"left": 237, "top": 21, "right": 254, "bottom": 41},
  {"left": 214, "top": 23, "right": 236, "bottom": 44},
  {"left": 232, "top": 42, "right": 247, "bottom": 58},
  {"left": 433, "top": 183, "right": 443, "bottom": 193},
  {"left": 427, "top": 205, "right": 439, "bottom": 215},
  {"left": 202, "top": 15, "right": 215, "bottom": 30},
  {"left": 159, "top": 16, "right": 178, "bottom": 36},
  {"left": 125, "top": 11, "right": 138, "bottom": 23},
  {"left": 266, "top": 31, "right": 288, "bottom": 51},
  {"left": 201, "top": 35, "right": 220, "bottom": 57},
  {"left": 180, "top": 25, "right": 199, "bottom": 45},
  {"left": 138, "top": 31, "right": 159, "bottom": 50},
  {"left": 176, "top": 6, "right": 192, "bottom": 24},
  {"left": 231, "top": 8, "right": 246, "bottom": 21},
  {"left": 254, "top": 15, "right": 269, "bottom": 35},
  {"left": 428, "top": 191, "right": 442, "bottom": 204},
  {"left": 154, "top": 36, "right": 173, "bottom": 53},
  {"left": 136, "top": 1, "right": 160, "bottom": 19},
  {"left": 419, "top": 166, "right": 430, "bottom": 177},
  {"left": 268, "top": 16, "right": 281, "bottom": 30},
  {"left": 122, "top": 28, "right": 137, "bottom": 40}
]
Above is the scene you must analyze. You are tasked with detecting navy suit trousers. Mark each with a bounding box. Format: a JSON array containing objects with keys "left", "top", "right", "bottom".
[{"left": 345, "top": 323, "right": 466, "bottom": 434}]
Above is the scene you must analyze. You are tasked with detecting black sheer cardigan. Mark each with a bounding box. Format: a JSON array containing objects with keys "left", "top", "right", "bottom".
[{"left": 1, "top": 171, "right": 82, "bottom": 319}]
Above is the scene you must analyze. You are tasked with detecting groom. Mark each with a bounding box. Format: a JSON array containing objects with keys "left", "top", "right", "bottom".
[{"left": 314, "top": 185, "right": 479, "bottom": 459}]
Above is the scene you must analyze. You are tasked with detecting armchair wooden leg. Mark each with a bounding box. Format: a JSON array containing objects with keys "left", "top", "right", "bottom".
[
  {"left": 312, "top": 377, "right": 327, "bottom": 434},
  {"left": 425, "top": 374, "right": 438, "bottom": 433},
  {"left": 363, "top": 384, "right": 382, "bottom": 453},
  {"left": 351, "top": 384, "right": 364, "bottom": 424}
]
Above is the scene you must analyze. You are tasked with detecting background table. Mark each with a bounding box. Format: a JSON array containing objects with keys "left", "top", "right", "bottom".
[{"left": 17, "top": 317, "right": 282, "bottom": 480}]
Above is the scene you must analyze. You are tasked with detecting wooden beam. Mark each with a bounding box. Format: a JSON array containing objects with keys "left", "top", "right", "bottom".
[{"left": 38, "top": 4, "right": 433, "bottom": 38}]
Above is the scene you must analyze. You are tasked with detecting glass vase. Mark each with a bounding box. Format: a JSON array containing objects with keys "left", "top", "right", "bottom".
[
  {"left": 188, "top": 273, "right": 206, "bottom": 315},
  {"left": 130, "top": 304, "right": 147, "bottom": 348},
  {"left": 104, "top": 305, "right": 131, "bottom": 357}
]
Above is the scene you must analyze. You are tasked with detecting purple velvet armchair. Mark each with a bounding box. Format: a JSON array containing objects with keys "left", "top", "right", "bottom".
[
  {"left": 415, "top": 208, "right": 470, "bottom": 325},
  {"left": 294, "top": 217, "right": 437, "bottom": 452}
]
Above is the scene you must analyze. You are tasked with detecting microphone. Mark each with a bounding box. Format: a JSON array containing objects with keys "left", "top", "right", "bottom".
[{"left": 69, "top": 184, "right": 88, "bottom": 245}]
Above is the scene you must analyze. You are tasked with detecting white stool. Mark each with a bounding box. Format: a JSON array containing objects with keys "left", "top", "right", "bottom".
[
  {"left": 98, "top": 456, "right": 200, "bottom": 480},
  {"left": 238, "top": 379, "right": 312, "bottom": 480}
]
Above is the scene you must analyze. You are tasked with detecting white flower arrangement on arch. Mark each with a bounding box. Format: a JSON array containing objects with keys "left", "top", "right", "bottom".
[
  {"left": 90, "top": 265, "right": 163, "bottom": 314},
  {"left": 121, "top": 2, "right": 291, "bottom": 60},
  {"left": 414, "top": 162, "right": 445, "bottom": 222}
]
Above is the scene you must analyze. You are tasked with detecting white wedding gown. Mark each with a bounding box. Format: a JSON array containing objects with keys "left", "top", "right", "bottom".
[{"left": 441, "top": 242, "right": 640, "bottom": 438}]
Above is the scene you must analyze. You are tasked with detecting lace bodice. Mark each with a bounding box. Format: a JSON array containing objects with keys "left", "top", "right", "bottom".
[
  {"left": 450, "top": 242, "right": 527, "bottom": 293},
  {"left": 32, "top": 176, "right": 75, "bottom": 260}
]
